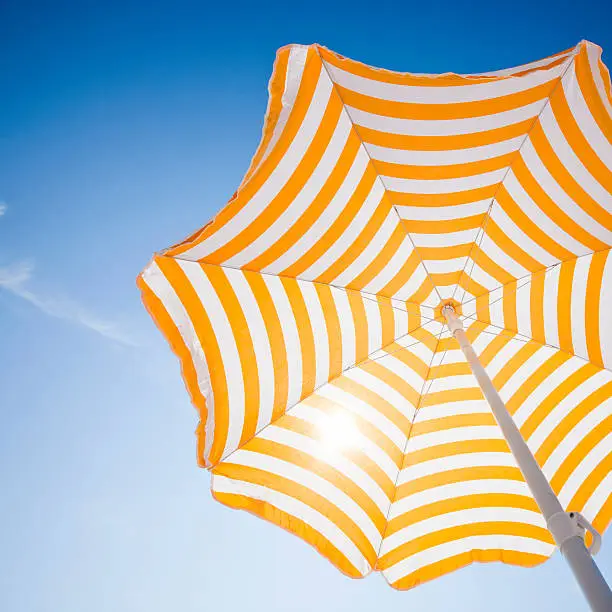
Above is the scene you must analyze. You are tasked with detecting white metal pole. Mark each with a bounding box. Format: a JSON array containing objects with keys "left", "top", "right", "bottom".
[{"left": 442, "top": 305, "right": 612, "bottom": 612}]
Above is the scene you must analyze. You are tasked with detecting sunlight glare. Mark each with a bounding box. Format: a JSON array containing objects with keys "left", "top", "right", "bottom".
[{"left": 318, "top": 411, "right": 362, "bottom": 456}]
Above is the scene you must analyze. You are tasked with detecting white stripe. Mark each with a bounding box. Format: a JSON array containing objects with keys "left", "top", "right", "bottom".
[
  {"left": 396, "top": 199, "right": 491, "bottom": 221},
  {"left": 521, "top": 135, "right": 612, "bottom": 246},
  {"left": 478, "top": 233, "right": 531, "bottom": 281},
  {"left": 390, "top": 479, "right": 533, "bottom": 519},
  {"left": 540, "top": 101, "right": 612, "bottom": 216},
  {"left": 365, "top": 137, "right": 522, "bottom": 165},
  {"left": 392, "top": 262, "right": 430, "bottom": 301},
  {"left": 408, "top": 228, "right": 480, "bottom": 248},
  {"left": 346, "top": 100, "right": 544, "bottom": 137},
  {"left": 332, "top": 288, "right": 357, "bottom": 370},
  {"left": 405, "top": 426, "right": 504, "bottom": 453},
  {"left": 262, "top": 275, "right": 303, "bottom": 408},
  {"left": 225, "top": 269, "right": 276, "bottom": 431},
  {"left": 571, "top": 254, "right": 591, "bottom": 361},
  {"left": 489, "top": 195, "right": 558, "bottom": 268},
  {"left": 398, "top": 452, "right": 517, "bottom": 485},
  {"left": 382, "top": 168, "right": 507, "bottom": 194},
  {"left": 373, "top": 352, "right": 427, "bottom": 396},
  {"left": 298, "top": 281, "right": 330, "bottom": 388},
  {"left": 566, "top": 65, "right": 612, "bottom": 178},
  {"left": 581, "top": 471, "right": 612, "bottom": 525},
  {"left": 364, "top": 297, "right": 383, "bottom": 354},
  {"left": 504, "top": 170, "right": 588, "bottom": 257},
  {"left": 415, "top": 400, "right": 492, "bottom": 422},
  {"left": 601, "top": 253, "right": 612, "bottom": 369},
  {"left": 542, "top": 264, "right": 560, "bottom": 348}
]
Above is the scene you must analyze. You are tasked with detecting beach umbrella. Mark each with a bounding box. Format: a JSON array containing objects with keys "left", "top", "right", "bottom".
[{"left": 138, "top": 40, "right": 612, "bottom": 610}]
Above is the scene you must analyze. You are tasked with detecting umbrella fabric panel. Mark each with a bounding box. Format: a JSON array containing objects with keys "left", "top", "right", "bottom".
[
  {"left": 462, "top": 249, "right": 612, "bottom": 368},
  {"left": 379, "top": 322, "right": 556, "bottom": 588},
  {"left": 211, "top": 324, "right": 440, "bottom": 578},
  {"left": 139, "top": 255, "right": 425, "bottom": 467},
  {"left": 457, "top": 42, "right": 612, "bottom": 304},
  {"left": 317, "top": 44, "right": 580, "bottom": 302},
  {"left": 163, "top": 46, "right": 437, "bottom": 306}
]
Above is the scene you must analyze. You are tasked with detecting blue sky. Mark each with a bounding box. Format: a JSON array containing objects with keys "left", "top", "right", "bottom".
[{"left": 1, "top": 1, "right": 611, "bottom": 610}]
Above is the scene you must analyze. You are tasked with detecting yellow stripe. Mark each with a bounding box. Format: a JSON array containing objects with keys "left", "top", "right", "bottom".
[
  {"left": 335, "top": 79, "right": 558, "bottom": 120},
  {"left": 557, "top": 259, "right": 576, "bottom": 353},
  {"left": 586, "top": 251, "right": 607, "bottom": 367},
  {"left": 378, "top": 521, "right": 553, "bottom": 570}
]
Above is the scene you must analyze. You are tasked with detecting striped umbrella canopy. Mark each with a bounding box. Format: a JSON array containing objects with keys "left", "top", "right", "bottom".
[{"left": 138, "top": 40, "right": 612, "bottom": 602}]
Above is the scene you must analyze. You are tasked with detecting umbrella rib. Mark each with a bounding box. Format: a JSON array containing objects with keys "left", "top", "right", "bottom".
[
  {"left": 373, "top": 326, "right": 446, "bottom": 567},
  {"left": 453, "top": 44, "right": 582, "bottom": 307},
  {"left": 315, "top": 47, "right": 444, "bottom": 306}
]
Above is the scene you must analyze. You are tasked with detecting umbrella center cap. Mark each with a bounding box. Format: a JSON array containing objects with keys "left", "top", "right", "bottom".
[{"left": 436, "top": 298, "right": 462, "bottom": 320}]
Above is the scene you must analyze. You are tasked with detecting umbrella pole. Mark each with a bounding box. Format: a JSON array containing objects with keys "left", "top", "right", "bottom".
[{"left": 442, "top": 305, "right": 612, "bottom": 612}]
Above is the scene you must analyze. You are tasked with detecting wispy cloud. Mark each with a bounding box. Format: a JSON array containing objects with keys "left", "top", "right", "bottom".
[
  {"left": 0, "top": 259, "right": 137, "bottom": 346},
  {"left": 0, "top": 203, "right": 7, "bottom": 216}
]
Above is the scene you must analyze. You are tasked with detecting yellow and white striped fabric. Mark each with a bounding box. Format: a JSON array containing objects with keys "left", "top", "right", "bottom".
[{"left": 138, "top": 40, "right": 612, "bottom": 588}]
